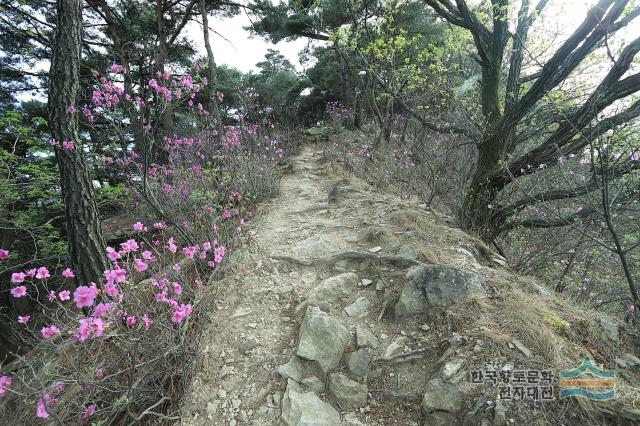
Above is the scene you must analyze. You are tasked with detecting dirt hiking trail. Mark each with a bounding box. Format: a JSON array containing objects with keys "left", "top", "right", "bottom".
[{"left": 180, "top": 144, "right": 517, "bottom": 426}]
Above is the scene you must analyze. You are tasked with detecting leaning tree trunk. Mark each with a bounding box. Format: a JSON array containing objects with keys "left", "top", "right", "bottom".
[
  {"left": 200, "top": 0, "right": 223, "bottom": 140},
  {"left": 48, "top": 0, "right": 108, "bottom": 285}
]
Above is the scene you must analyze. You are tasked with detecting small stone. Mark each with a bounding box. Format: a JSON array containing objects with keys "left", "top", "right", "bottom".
[
  {"left": 511, "top": 339, "right": 531, "bottom": 357},
  {"left": 384, "top": 336, "right": 407, "bottom": 357},
  {"left": 344, "top": 296, "right": 370, "bottom": 317},
  {"left": 361, "top": 279, "right": 373, "bottom": 287},
  {"left": 616, "top": 353, "right": 640, "bottom": 369},
  {"left": 231, "top": 307, "right": 252, "bottom": 319},
  {"left": 473, "top": 344, "right": 482, "bottom": 353},
  {"left": 448, "top": 333, "right": 463, "bottom": 346},
  {"left": 232, "top": 399, "right": 241, "bottom": 409},
  {"left": 343, "top": 412, "right": 364, "bottom": 426},
  {"left": 420, "top": 324, "right": 431, "bottom": 331},
  {"left": 376, "top": 281, "right": 385, "bottom": 291},
  {"left": 239, "top": 337, "right": 258, "bottom": 353},
  {"left": 356, "top": 326, "right": 380, "bottom": 349},
  {"left": 218, "top": 389, "right": 227, "bottom": 399},
  {"left": 248, "top": 322, "right": 258, "bottom": 329},
  {"left": 369, "top": 246, "right": 382, "bottom": 253}
]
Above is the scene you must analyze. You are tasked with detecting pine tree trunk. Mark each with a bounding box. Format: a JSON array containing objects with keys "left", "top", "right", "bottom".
[
  {"left": 48, "top": 0, "right": 108, "bottom": 285},
  {"left": 200, "top": 0, "right": 223, "bottom": 139}
]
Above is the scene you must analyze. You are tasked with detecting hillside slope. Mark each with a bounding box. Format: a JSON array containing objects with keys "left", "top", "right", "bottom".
[{"left": 181, "top": 143, "right": 640, "bottom": 425}]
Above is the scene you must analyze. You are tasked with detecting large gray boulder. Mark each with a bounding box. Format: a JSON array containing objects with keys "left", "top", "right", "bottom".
[
  {"left": 296, "top": 306, "right": 349, "bottom": 375},
  {"left": 281, "top": 379, "right": 340, "bottom": 426},
  {"left": 396, "top": 265, "right": 485, "bottom": 317}
]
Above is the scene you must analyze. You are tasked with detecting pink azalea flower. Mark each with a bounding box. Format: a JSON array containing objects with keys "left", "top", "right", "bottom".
[
  {"left": 36, "top": 393, "right": 57, "bottom": 418},
  {"left": 153, "top": 221, "right": 166, "bottom": 229},
  {"left": 95, "top": 368, "right": 105, "bottom": 379},
  {"left": 0, "top": 249, "right": 8, "bottom": 260},
  {"left": 62, "top": 268, "right": 75, "bottom": 278},
  {"left": 214, "top": 246, "right": 225, "bottom": 264},
  {"left": 203, "top": 241, "right": 212, "bottom": 251},
  {"left": 48, "top": 290, "right": 57, "bottom": 302},
  {"left": 35, "top": 266, "right": 50, "bottom": 280},
  {"left": 11, "top": 272, "right": 25, "bottom": 283},
  {"left": 82, "top": 404, "right": 96, "bottom": 420},
  {"left": 92, "top": 302, "right": 112, "bottom": 318},
  {"left": 172, "top": 263, "right": 181, "bottom": 272},
  {"left": 134, "top": 258, "right": 148, "bottom": 272},
  {"left": 73, "top": 285, "right": 98, "bottom": 308},
  {"left": 93, "top": 318, "right": 105, "bottom": 337},
  {"left": 172, "top": 282, "right": 182, "bottom": 295},
  {"left": 133, "top": 221, "right": 144, "bottom": 231},
  {"left": 103, "top": 282, "right": 120, "bottom": 298},
  {"left": 167, "top": 237, "right": 177, "bottom": 253},
  {"left": 76, "top": 319, "right": 92, "bottom": 342},
  {"left": 142, "top": 250, "right": 155, "bottom": 260},
  {"left": 62, "top": 140, "right": 75, "bottom": 150},
  {"left": 142, "top": 314, "right": 153, "bottom": 330},
  {"left": 41, "top": 325, "right": 60, "bottom": 339},
  {"left": 182, "top": 246, "right": 197, "bottom": 259},
  {"left": 171, "top": 303, "right": 192, "bottom": 323},
  {"left": 0, "top": 375, "right": 12, "bottom": 398},
  {"left": 24, "top": 268, "right": 36, "bottom": 277},
  {"left": 106, "top": 246, "right": 120, "bottom": 262},
  {"left": 104, "top": 267, "right": 127, "bottom": 285},
  {"left": 66, "top": 105, "right": 75, "bottom": 114},
  {"left": 631, "top": 150, "right": 640, "bottom": 161},
  {"left": 59, "top": 290, "right": 71, "bottom": 301},
  {"left": 17, "top": 315, "right": 30, "bottom": 324},
  {"left": 10, "top": 286, "right": 27, "bottom": 298},
  {"left": 126, "top": 316, "right": 136, "bottom": 327},
  {"left": 120, "top": 239, "right": 139, "bottom": 253}
]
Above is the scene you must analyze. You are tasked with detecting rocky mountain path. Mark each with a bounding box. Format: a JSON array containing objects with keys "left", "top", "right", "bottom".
[{"left": 181, "top": 145, "right": 498, "bottom": 425}]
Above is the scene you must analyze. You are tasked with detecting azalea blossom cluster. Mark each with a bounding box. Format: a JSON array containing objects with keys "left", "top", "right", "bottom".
[
  {"left": 1, "top": 221, "right": 225, "bottom": 419},
  {"left": 81, "top": 64, "right": 209, "bottom": 128},
  {"left": 0, "top": 62, "right": 290, "bottom": 423},
  {"left": 325, "top": 100, "right": 353, "bottom": 124}
]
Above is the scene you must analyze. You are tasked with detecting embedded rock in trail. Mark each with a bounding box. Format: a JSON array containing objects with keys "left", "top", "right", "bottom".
[
  {"left": 296, "top": 306, "right": 349, "bottom": 375},
  {"left": 296, "top": 273, "right": 359, "bottom": 316},
  {"left": 276, "top": 355, "right": 309, "bottom": 382},
  {"left": 345, "top": 348, "right": 370, "bottom": 380},
  {"left": 292, "top": 235, "right": 343, "bottom": 259},
  {"left": 328, "top": 373, "right": 368, "bottom": 408},
  {"left": 396, "top": 265, "right": 485, "bottom": 317},
  {"left": 421, "top": 357, "right": 471, "bottom": 421},
  {"left": 344, "top": 296, "right": 370, "bottom": 318},
  {"left": 281, "top": 379, "right": 340, "bottom": 426},
  {"left": 328, "top": 180, "right": 356, "bottom": 204},
  {"left": 355, "top": 326, "right": 380, "bottom": 349},
  {"left": 396, "top": 245, "right": 420, "bottom": 261}
]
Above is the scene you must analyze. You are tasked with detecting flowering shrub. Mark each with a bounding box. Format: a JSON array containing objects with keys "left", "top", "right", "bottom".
[
  {"left": 0, "top": 223, "right": 224, "bottom": 422},
  {"left": 325, "top": 100, "right": 353, "bottom": 126},
  {"left": 0, "top": 63, "right": 291, "bottom": 423}
]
